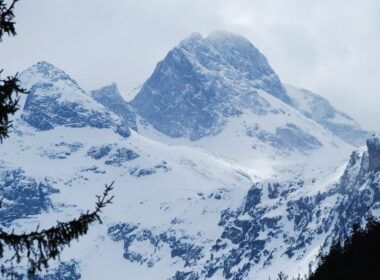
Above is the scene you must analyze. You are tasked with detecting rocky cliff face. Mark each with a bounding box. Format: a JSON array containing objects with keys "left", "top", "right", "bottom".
[
  {"left": 367, "top": 134, "right": 380, "bottom": 171},
  {"left": 132, "top": 31, "right": 290, "bottom": 140}
]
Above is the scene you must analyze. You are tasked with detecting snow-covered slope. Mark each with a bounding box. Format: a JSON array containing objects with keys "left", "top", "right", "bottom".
[
  {"left": 286, "top": 84, "right": 369, "bottom": 147},
  {"left": 3, "top": 124, "right": 379, "bottom": 279},
  {"left": 0, "top": 32, "right": 378, "bottom": 280},
  {"left": 0, "top": 112, "right": 254, "bottom": 279}
]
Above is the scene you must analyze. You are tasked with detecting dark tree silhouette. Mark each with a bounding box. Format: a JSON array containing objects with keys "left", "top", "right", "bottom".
[
  {"left": 0, "top": 0, "right": 114, "bottom": 278},
  {"left": 308, "top": 214, "right": 380, "bottom": 280},
  {"left": 0, "top": 0, "right": 27, "bottom": 143},
  {"left": 273, "top": 216, "right": 380, "bottom": 280}
]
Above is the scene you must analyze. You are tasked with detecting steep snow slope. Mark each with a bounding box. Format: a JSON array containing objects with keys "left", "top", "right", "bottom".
[{"left": 286, "top": 84, "right": 369, "bottom": 147}]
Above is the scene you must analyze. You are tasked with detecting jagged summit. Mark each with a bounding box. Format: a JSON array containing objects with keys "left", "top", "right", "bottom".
[
  {"left": 35, "top": 60, "right": 62, "bottom": 71},
  {"left": 178, "top": 31, "right": 288, "bottom": 101},
  {"left": 132, "top": 31, "right": 290, "bottom": 140},
  {"left": 20, "top": 61, "right": 79, "bottom": 88},
  {"left": 91, "top": 83, "right": 137, "bottom": 131}
]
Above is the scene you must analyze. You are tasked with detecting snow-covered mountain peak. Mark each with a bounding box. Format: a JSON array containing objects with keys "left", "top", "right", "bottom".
[
  {"left": 178, "top": 31, "right": 287, "bottom": 98},
  {"left": 132, "top": 31, "right": 293, "bottom": 141},
  {"left": 19, "top": 61, "right": 79, "bottom": 90},
  {"left": 131, "top": 32, "right": 358, "bottom": 170},
  {"left": 18, "top": 63, "right": 131, "bottom": 137}
]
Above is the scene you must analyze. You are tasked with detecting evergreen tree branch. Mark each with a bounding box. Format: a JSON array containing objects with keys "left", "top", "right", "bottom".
[
  {"left": 0, "top": 0, "right": 19, "bottom": 41},
  {"left": 0, "top": 182, "right": 114, "bottom": 278},
  {"left": 0, "top": 72, "right": 28, "bottom": 143}
]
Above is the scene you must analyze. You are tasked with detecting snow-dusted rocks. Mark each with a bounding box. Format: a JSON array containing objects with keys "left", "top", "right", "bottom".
[
  {"left": 20, "top": 62, "right": 131, "bottom": 138},
  {"left": 91, "top": 83, "right": 137, "bottom": 131},
  {"left": 132, "top": 31, "right": 290, "bottom": 141},
  {"left": 0, "top": 167, "right": 58, "bottom": 225}
]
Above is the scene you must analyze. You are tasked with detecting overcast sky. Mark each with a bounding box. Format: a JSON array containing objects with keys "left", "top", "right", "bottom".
[{"left": 1, "top": 0, "right": 379, "bottom": 130}]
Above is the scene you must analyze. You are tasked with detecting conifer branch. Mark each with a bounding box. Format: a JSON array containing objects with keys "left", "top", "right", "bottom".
[{"left": 0, "top": 182, "right": 114, "bottom": 278}]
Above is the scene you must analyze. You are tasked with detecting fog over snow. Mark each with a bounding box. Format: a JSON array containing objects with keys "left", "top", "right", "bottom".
[{"left": 1, "top": 0, "right": 379, "bottom": 131}]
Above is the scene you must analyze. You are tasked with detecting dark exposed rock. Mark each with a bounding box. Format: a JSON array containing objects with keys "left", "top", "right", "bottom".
[
  {"left": 108, "top": 223, "right": 204, "bottom": 268},
  {"left": 0, "top": 168, "right": 59, "bottom": 225},
  {"left": 104, "top": 148, "right": 140, "bottom": 166},
  {"left": 87, "top": 144, "right": 113, "bottom": 160},
  {"left": 367, "top": 134, "right": 380, "bottom": 172}
]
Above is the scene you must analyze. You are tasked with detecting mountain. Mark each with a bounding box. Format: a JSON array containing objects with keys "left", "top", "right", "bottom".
[
  {"left": 19, "top": 61, "right": 130, "bottom": 138},
  {"left": 0, "top": 32, "right": 378, "bottom": 280},
  {"left": 91, "top": 83, "right": 137, "bottom": 131},
  {"left": 286, "top": 85, "right": 369, "bottom": 147},
  {"left": 132, "top": 31, "right": 290, "bottom": 141},
  {"left": 131, "top": 32, "right": 357, "bottom": 172}
]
